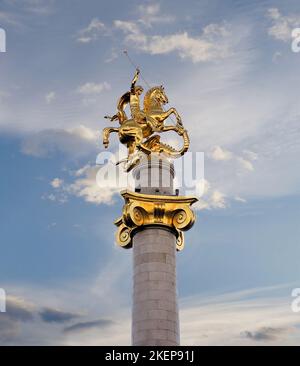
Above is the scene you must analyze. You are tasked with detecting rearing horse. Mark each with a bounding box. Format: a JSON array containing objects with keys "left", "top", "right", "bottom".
[{"left": 103, "top": 85, "right": 189, "bottom": 170}]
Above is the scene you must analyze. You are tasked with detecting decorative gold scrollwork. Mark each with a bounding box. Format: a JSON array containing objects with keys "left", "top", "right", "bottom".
[
  {"left": 116, "top": 223, "right": 132, "bottom": 248},
  {"left": 176, "top": 231, "right": 184, "bottom": 252},
  {"left": 173, "top": 208, "right": 195, "bottom": 231},
  {"left": 114, "top": 190, "right": 197, "bottom": 252}
]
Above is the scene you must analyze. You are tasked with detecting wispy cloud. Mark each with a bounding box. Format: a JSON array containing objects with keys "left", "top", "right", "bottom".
[
  {"left": 76, "top": 82, "right": 111, "bottom": 106},
  {"left": 77, "top": 4, "right": 235, "bottom": 63},
  {"left": 5, "top": 296, "right": 35, "bottom": 321},
  {"left": 21, "top": 125, "right": 98, "bottom": 158},
  {"left": 194, "top": 180, "right": 228, "bottom": 210},
  {"left": 63, "top": 319, "right": 113, "bottom": 333},
  {"left": 51, "top": 163, "right": 122, "bottom": 205},
  {"left": 241, "top": 326, "right": 292, "bottom": 342},
  {"left": 209, "top": 146, "right": 256, "bottom": 171},
  {"left": 39, "top": 308, "right": 80, "bottom": 323},
  {"left": 76, "top": 18, "right": 107, "bottom": 43},
  {"left": 4, "top": 0, "right": 56, "bottom": 16},
  {"left": 137, "top": 3, "right": 175, "bottom": 27},
  {"left": 180, "top": 286, "right": 300, "bottom": 346},
  {"left": 267, "top": 7, "right": 300, "bottom": 42},
  {"left": 114, "top": 20, "right": 233, "bottom": 63},
  {"left": 0, "top": 252, "right": 132, "bottom": 345},
  {"left": 76, "top": 82, "right": 111, "bottom": 95},
  {"left": 45, "top": 91, "right": 56, "bottom": 104},
  {"left": 50, "top": 178, "right": 63, "bottom": 189},
  {"left": 2, "top": 283, "right": 299, "bottom": 345},
  {"left": 209, "top": 145, "right": 233, "bottom": 161}
]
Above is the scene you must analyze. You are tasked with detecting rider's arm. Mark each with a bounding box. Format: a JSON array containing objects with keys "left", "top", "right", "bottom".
[{"left": 131, "top": 68, "right": 140, "bottom": 94}]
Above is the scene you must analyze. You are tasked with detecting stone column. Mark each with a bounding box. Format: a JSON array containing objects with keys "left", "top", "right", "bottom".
[
  {"left": 131, "top": 155, "right": 180, "bottom": 346},
  {"left": 114, "top": 155, "right": 197, "bottom": 346}
]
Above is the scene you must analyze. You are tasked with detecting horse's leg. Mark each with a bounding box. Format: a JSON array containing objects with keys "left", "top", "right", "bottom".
[
  {"left": 153, "top": 108, "right": 182, "bottom": 127},
  {"left": 166, "top": 107, "right": 182, "bottom": 124},
  {"left": 126, "top": 127, "right": 143, "bottom": 158},
  {"left": 135, "top": 127, "right": 143, "bottom": 146},
  {"left": 161, "top": 126, "right": 178, "bottom": 132},
  {"left": 159, "top": 125, "right": 184, "bottom": 136},
  {"left": 103, "top": 127, "right": 119, "bottom": 148}
]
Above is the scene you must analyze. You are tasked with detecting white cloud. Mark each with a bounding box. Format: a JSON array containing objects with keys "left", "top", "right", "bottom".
[
  {"left": 243, "top": 150, "right": 258, "bottom": 161},
  {"left": 234, "top": 196, "right": 246, "bottom": 203},
  {"left": 0, "top": 252, "right": 132, "bottom": 345},
  {"left": 21, "top": 125, "right": 98, "bottom": 158},
  {"left": 47, "top": 222, "right": 57, "bottom": 229},
  {"left": 209, "top": 146, "right": 256, "bottom": 171},
  {"left": 115, "top": 20, "right": 233, "bottom": 63},
  {"left": 237, "top": 157, "right": 254, "bottom": 171},
  {"left": 206, "top": 147, "right": 256, "bottom": 200},
  {"left": 50, "top": 165, "right": 119, "bottom": 206},
  {"left": 193, "top": 180, "right": 228, "bottom": 210},
  {"left": 42, "top": 192, "right": 67, "bottom": 204},
  {"left": 77, "top": 18, "right": 107, "bottom": 43},
  {"left": 193, "top": 146, "right": 257, "bottom": 209},
  {"left": 210, "top": 190, "right": 227, "bottom": 208},
  {"left": 105, "top": 48, "right": 119, "bottom": 63},
  {"left": 45, "top": 91, "right": 56, "bottom": 104},
  {"left": 50, "top": 178, "right": 63, "bottom": 189},
  {"left": 180, "top": 286, "right": 300, "bottom": 346},
  {"left": 114, "top": 20, "right": 140, "bottom": 35},
  {"left": 167, "top": 29, "right": 300, "bottom": 200},
  {"left": 210, "top": 146, "right": 233, "bottom": 161},
  {"left": 3, "top": 0, "right": 56, "bottom": 16},
  {"left": 69, "top": 125, "right": 98, "bottom": 141},
  {"left": 2, "top": 282, "right": 299, "bottom": 345},
  {"left": 47, "top": 148, "right": 132, "bottom": 206},
  {"left": 195, "top": 190, "right": 228, "bottom": 210},
  {"left": 267, "top": 8, "right": 300, "bottom": 42},
  {"left": 76, "top": 82, "right": 110, "bottom": 95},
  {"left": 137, "top": 3, "right": 175, "bottom": 27},
  {"left": 76, "top": 82, "right": 111, "bottom": 105},
  {"left": 66, "top": 165, "right": 116, "bottom": 205}
]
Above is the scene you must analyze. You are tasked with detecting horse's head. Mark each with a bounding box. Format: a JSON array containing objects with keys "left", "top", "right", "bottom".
[
  {"left": 144, "top": 85, "right": 169, "bottom": 112},
  {"left": 154, "top": 85, "right": 168, "bottom": 105}
]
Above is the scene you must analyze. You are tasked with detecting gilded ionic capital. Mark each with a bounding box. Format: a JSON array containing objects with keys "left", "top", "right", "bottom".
[{"left": 114, "top": 190, "right": 198, "bottom": 251}]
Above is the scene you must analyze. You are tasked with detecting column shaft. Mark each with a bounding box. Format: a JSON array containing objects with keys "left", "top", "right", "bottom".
[{"left": 132, "top": 227, "right": 179, "bottom": 346}]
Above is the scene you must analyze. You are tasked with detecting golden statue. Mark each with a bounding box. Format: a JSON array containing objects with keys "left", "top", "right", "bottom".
[
  {"left": 103, "top": 69, "right": 197, "bottom": 251},
  {"left": 103, "top": 69, "right": 190, "bottom": 171}
]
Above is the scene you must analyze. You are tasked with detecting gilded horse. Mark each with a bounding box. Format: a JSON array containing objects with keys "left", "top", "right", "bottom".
[{"left": 103, "top": 85, "right": 190, "bottom": 170}]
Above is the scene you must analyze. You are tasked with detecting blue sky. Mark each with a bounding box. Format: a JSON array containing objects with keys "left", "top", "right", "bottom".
[{"left": 0, "top": 0, "right": 300, "bottom": 345}]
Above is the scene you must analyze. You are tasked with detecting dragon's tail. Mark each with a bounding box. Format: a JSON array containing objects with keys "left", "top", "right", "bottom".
[{"left": 138, "top": 130, "right": 190, "bottom": 158}]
